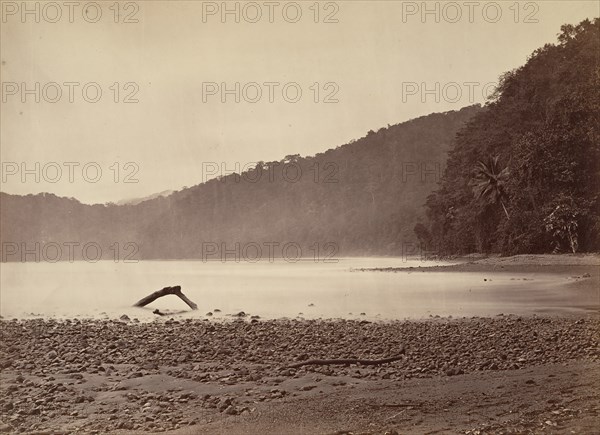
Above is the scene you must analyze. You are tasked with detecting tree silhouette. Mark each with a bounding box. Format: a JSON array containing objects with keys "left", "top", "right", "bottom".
[{"left": 471, "top": 155, "right": 510, "bottom": 220}]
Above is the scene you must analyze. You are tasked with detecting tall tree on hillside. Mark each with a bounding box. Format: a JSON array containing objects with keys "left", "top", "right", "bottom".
[{"left": 471, "top": 155, "right": 510, "bottom": 219}]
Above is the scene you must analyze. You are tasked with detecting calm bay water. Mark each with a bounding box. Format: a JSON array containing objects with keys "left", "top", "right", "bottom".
[{"left": 0, "top": 258, "right": 583, "bottom": 320}]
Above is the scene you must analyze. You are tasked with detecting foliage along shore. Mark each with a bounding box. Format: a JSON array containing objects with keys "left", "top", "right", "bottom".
[{"left": 419, "top": 19, "right": 600, "bottom": 257}]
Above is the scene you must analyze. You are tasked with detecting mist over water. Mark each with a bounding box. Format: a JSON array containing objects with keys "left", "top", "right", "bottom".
[{"left": 0, "top": 258, "right": 585, "bottom": 321}]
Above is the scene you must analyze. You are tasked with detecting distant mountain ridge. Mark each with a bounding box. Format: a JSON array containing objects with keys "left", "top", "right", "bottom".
[
  {"left": 116, "top": 190, "right": 176, "bottom": 206},
  {"left": 1, "top": 105, "right": 481, "bottom": 261}
]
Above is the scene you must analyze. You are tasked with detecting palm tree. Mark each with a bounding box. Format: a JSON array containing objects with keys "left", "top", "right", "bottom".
[{"left": 471, "top": 155, "right": 510, "bottom": 219}]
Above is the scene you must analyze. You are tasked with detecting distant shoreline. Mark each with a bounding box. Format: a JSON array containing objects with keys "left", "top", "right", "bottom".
[
  {"left": 357, "top": 254, "right": 600, "bottom": 316},
  {"left": 357, "top": 253, "right": 600, "bottom": 273}
]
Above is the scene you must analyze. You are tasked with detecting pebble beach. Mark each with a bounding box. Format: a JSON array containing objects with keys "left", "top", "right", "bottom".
[{"left": 1, "top": 315, "right": 598, "bottom": 433}]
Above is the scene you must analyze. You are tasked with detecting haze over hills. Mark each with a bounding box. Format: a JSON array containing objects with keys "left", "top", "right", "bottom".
[
  {"left": 0, "top": 105, "right": 481, "bottom": 261},
  {"left": 116, "top": 190, "right": 176, "bottom": 206}
]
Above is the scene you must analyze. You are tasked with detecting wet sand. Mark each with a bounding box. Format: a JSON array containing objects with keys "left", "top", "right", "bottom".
[
  {"left": 360, "top": 254, "right": 600, "bottom": 316},
  {"left": 1, "top": 315, "right": 598, "bottom": 434}
]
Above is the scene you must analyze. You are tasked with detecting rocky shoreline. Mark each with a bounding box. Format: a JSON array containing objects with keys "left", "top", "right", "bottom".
[{"left": 0, "top": 315, "right": 598, "bottom": 433}]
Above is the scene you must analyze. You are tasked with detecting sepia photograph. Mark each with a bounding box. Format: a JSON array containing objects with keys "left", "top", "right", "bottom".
[{"left": 0, "top": 1, "right": 599, "bottom": 433}]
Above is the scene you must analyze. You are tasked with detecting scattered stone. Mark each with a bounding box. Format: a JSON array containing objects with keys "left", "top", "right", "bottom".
[
  {"left": 1, "top": 316, "right": 598, "bottom": 432},
  {"left": 299, "top": 385, "right": 317, "bottom": 391}
]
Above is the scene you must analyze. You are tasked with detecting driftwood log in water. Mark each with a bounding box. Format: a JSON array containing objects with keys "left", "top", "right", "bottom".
[
  {"left": 287, "top": 348, "right": 405, "bottom": 368},
  {"left": 134, "top": 286, "right": 198, "bottom": 310}
]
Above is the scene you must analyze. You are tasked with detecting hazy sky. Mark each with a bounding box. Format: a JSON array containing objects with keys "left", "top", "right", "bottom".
[{"left": 1, "top": 1, "right": 598, "bottom": 204}]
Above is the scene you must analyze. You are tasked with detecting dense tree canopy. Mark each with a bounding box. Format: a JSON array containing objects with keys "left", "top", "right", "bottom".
[{"left": 424, "top": 19, "right": 600, "bottom": 255}]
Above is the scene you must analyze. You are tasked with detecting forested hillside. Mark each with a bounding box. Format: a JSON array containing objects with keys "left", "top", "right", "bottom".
[
  {"left": 422, "top": 19, "right": 600, "bottom": 255},
  {"left": 1, "top": 106, "right": 480, "bottom": 261}
]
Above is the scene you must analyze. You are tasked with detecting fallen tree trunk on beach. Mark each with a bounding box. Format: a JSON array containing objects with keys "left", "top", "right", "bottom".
[
  {"left": 133, "top": 286, "right": 198, "bottom": 310},
  {"left": 287, "top": 348, "right": 405, "bottom": 368}
]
